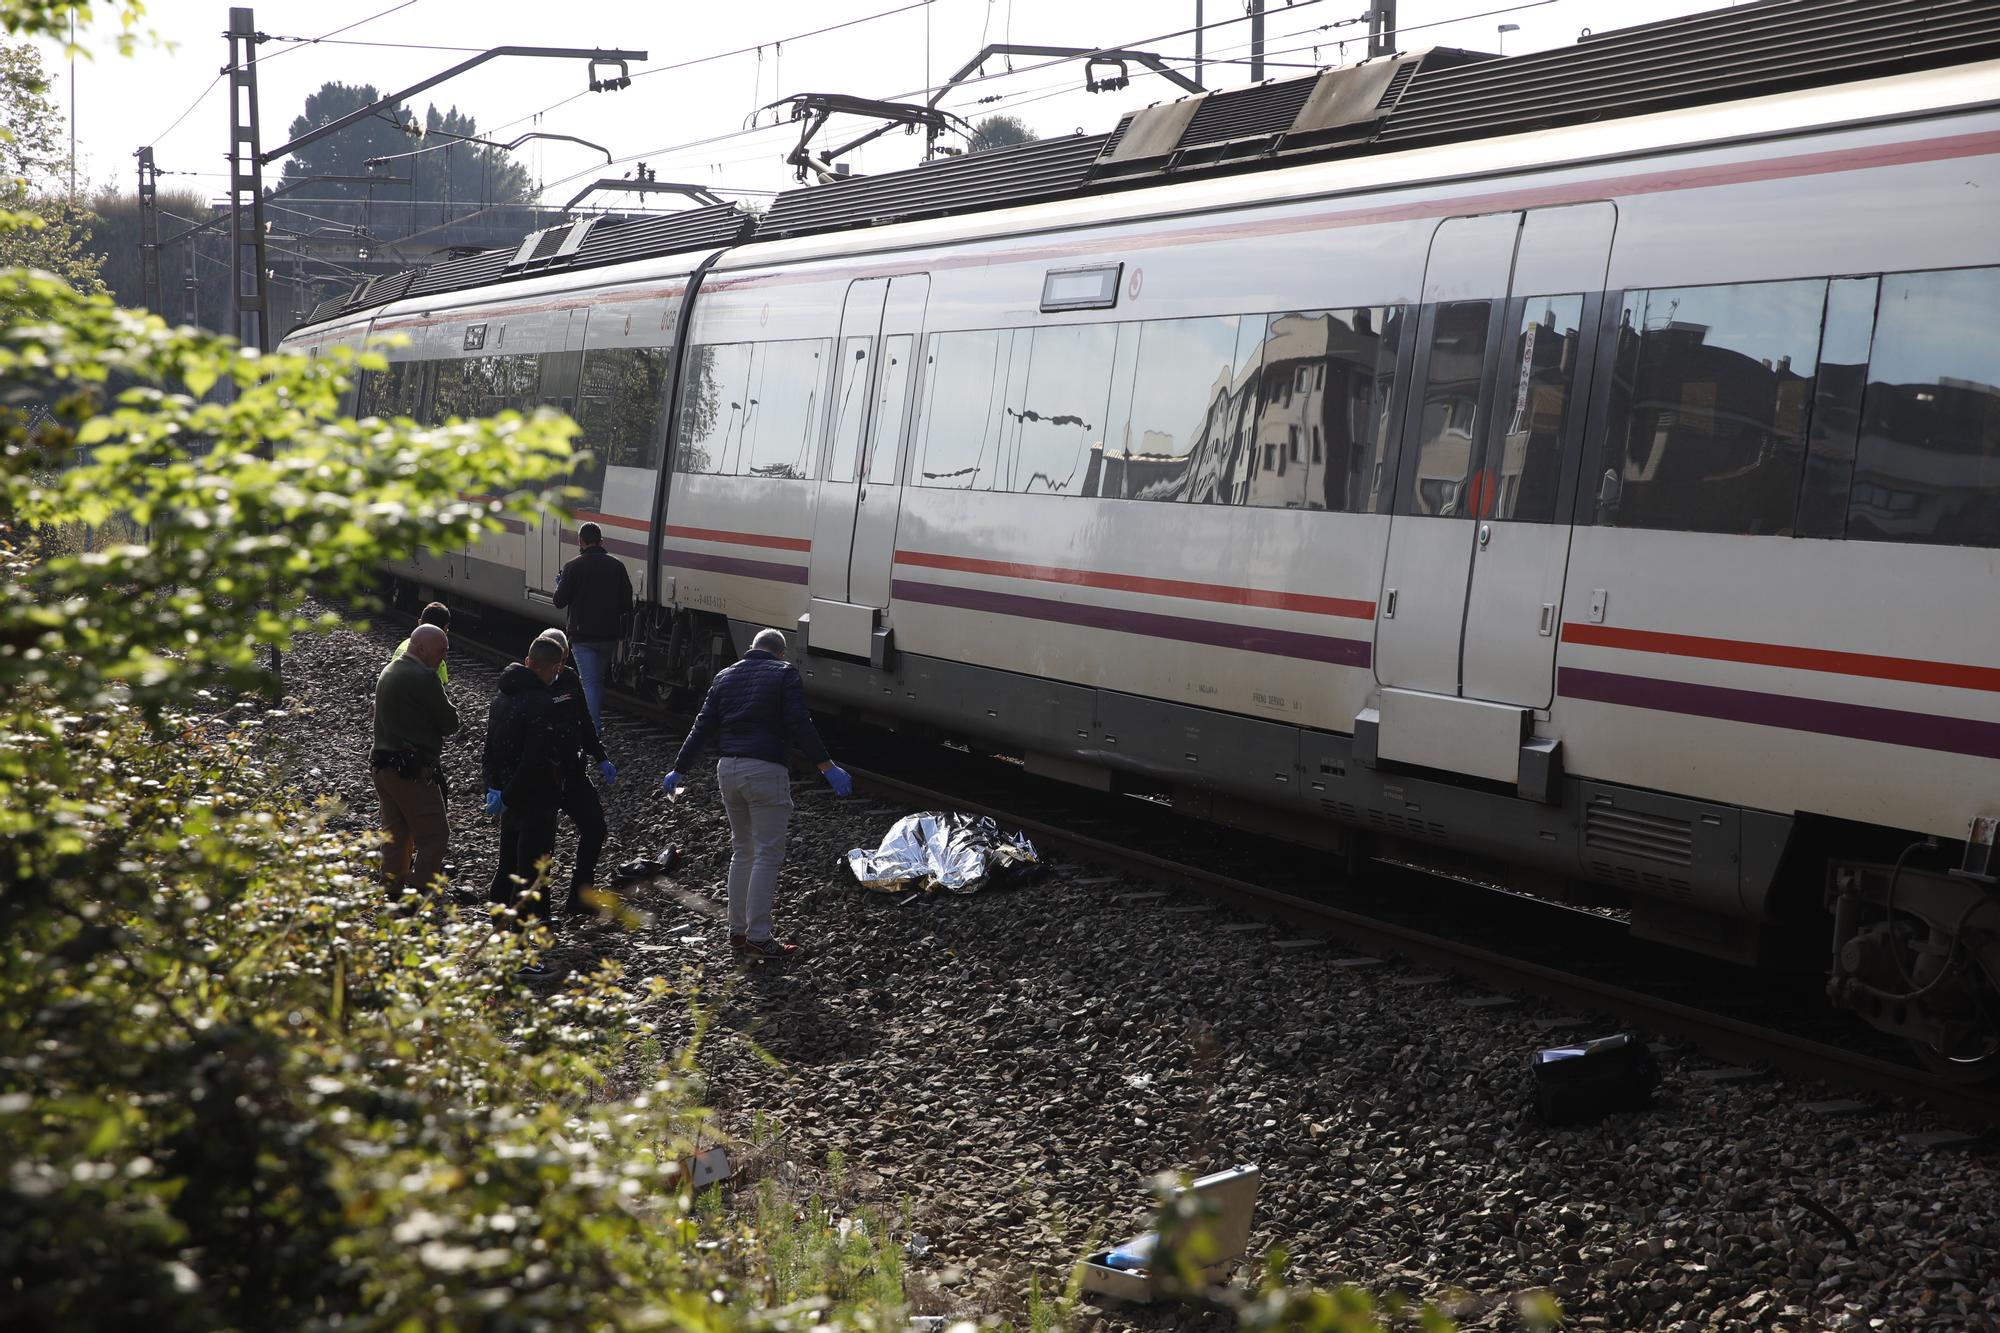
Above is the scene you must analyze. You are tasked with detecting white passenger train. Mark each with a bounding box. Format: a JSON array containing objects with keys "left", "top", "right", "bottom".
[{"left": 283, "top": 2, "right": 2000, "bottom": 1073}]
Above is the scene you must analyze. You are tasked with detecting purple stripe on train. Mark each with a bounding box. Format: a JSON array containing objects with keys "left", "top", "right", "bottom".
[
  {"left": 1558, "top": 666, "right": 2000, "bottom": 761},
  {"left": 662, "top": 547, "right": 809, "bottom": 585},
  {"left": 561, "top": 531, "right": 648, "bottom": 561},
  {"left": 892, "top": 578, "right": 1373, "bottom": 668}
]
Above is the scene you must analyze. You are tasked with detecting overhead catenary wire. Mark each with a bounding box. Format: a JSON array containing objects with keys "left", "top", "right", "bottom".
[
  {"left": 256, "top": 0, "right": 427, "bottom": 66},
  {"left": 485, "top": 0, "right": 938, "bottom": 136},
  {"left": 392, "top": 0, "right": 1571, "bottom": 247},
  {"left": 148, "top": 0, "right": 427, "bottom": 147}
]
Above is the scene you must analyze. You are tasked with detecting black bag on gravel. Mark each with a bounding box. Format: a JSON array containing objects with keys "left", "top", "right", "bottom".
[
  {"left": 1531, "top": 1032, "right": 1659, "bottom": 1124},
  {"left": 606, "top": 845, "right": 681, "bottom": 890}
]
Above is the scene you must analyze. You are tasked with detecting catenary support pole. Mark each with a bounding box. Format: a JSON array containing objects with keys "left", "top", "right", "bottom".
[
  {"left": 1249, "top": 0, "right": 1264, "bottom": 81},
  {"left": 1194, "top": 0, "right": 1204, "bottom": 89},
  {"left": 136, "top": 146, "right": 163, "bottom": 314},
  {"left": 1370, "top": 1, "right": 1398, "bottom": 58},
  {"left": 227, "top": 7, "right": 271, "bottom": 354}
]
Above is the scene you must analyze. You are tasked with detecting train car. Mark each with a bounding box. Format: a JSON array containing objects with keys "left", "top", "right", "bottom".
[{"left": 281, "top": 0, "right": 2000, "bottom": 1076}]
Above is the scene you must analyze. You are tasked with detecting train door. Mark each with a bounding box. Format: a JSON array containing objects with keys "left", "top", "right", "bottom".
[
  {"left": 805, "top": 274, "right": 927, "bottom": 661},
  {"left": 808, "top": 278, "right": 889, "bottom": 604},
  {"left": 1374, "top": 211, "right": 1518, "bottom": 695},
  {"left": 847, "top": 275, "right": 928, "bottom": 610},
  {"left": 524, "top": 312, "right": 586, "bottom": 600},
  {"left": 1458, "top": 203, "right": 1614, "bottom": 707}
]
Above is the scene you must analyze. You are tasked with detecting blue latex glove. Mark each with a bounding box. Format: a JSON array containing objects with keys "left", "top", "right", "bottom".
[
  {"left": 660, "top": 770, "right": 683, "bottom": 795},
  {"left": 822, "top": 763, "right": 853, "bottom": 798},
  {"left": 484, "top": 788, "right": 504, "bottom": 815},
  {"left": 598, "top": 759, "right": 617, "bottom": 787}
]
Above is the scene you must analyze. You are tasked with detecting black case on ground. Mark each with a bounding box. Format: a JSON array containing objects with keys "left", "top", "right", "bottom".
[{"left": 1532, "top": 1032, "right": 1660, "bottom": 1124}]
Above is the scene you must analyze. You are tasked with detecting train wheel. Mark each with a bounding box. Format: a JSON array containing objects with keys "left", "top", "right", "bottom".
[{"left": 1910, "top": 1030, "right": 2000, "bottom": 1084}]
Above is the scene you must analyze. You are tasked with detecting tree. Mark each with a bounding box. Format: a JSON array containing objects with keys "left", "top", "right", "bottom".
[
  {"left": 83, "top": 186, "right": 232, "bottom": 329},
  {"left": 0, "top": 42, "right": 102, "bottom": 291},
  {"left": 967, "top": 113, "right": 1039, "bottom": 154},
  {"left": 278, "top": 81, "right": 534, "bottom": 207}
]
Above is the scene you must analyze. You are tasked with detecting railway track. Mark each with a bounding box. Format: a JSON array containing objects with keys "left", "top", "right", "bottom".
[{"left": 384, "top": 600, "right": 2000, "bottom": 1128}]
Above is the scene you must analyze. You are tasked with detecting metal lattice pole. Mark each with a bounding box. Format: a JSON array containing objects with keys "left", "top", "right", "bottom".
[
  {"left": 227, "top": 7, "right": 271, "bottom": 354},
  {"left": 136, "top": 146, "right": 163, "bottom": 314}
]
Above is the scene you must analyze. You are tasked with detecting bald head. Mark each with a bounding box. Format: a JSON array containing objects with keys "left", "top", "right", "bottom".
[{"left": 407, "top": 623, "right": 448, "bottom": 669}]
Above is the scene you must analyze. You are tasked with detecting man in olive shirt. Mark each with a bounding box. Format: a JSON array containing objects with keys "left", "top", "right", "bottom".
[{"left": 371, "top": 623, "right": 459, "bottom": 896}]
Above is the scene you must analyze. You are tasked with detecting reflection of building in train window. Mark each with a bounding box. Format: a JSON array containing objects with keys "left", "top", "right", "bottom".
[
  {"left": 1486, "top": 295, "right": 1584, "bottom": 523},
  {"left": 916, "top": 329, "right": 1010, "bottom": 490},
  {"left": 1847, "top": 266, "right": 2000, "bottom": 549},
  {"left": 1599, "top": 279, "right": 1827, "bottom": 535},
  {"left": 1401, "top": 301, "right": 1491, "bottom": 518},
  {"left": 1122, "top": 316, "right": 1246, "bottom": 503},
  {"left": 1009, "top": 323, "right": 1119, "bottom": 495}
]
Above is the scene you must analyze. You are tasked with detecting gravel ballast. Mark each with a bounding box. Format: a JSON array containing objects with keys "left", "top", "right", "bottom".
[{"left": 264, "top": 620, "right": 2000, "bottom": 1332}]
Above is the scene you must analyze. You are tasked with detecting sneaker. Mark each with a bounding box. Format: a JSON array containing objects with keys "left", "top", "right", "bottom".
[
  {"left": 729, "top": 933, "right": 747, "bottom": 953},
  {"left": 741, "top": 936, "right": 800, "bottom": 961}
]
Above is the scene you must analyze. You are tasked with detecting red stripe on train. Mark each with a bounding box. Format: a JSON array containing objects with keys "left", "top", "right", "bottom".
[
  {"left": 1561, "top": 622, "right": 2000, "bottom": 694},
  {"left": 894, "top": 549, "right": 1375, "bottom": 620},
  {"left": 664, "top": 524, "right": 813, "bottom": 553}
]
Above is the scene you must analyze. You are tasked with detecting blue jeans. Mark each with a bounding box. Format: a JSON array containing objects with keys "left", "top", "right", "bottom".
[{"left": 571, "top": 640, "right": 613, "bottom": 736}]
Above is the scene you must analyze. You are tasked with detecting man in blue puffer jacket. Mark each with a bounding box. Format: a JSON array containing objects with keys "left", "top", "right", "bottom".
[{"left": 662, "top": 628, "right": 852, "bottom": 960}]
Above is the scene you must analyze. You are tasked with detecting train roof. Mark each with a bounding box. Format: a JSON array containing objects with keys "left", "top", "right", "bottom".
[{"left": 295, "top": 0, "right": 2000, "bottom": 333}]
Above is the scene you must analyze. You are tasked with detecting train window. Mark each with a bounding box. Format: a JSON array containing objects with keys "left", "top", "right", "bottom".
[
  {"left": 917, "top": 329, "right": 1010, "bottom": 490},
  {"left": 1796, "top": 277, "right": 1878, "bottom": 540},
  {"left": 1040, "top": 264, "right": 1122, "bottom": 313},
  {"left": 742, "top": 339, "right": 830, "bottom": 481},
  {"left": 1595, "top": 279, "right": 1825, "bottom": 536},
  {"left": 1479, "top": 295, "right": 1585, "bottom": 523},
  {"left": 428, "top": 359, "right": 475, "bottom": 422},
  {"left": 1400, "top": 301, "right": 1493, "bottom": 518},
  {"left": 372, "top": 362, "right": 421, "bottom": 419},
  {"left": 1250, "top": 306, "right": 1402, "bottom": 512},
  {"left": 577, "top": 347, "right": 674, "bottom": 471},
  {"left": 1119, "top": 316, "right": 1247, "bottom": 503},
  {"left": 825, "top": 336, "right": 873, "bottom": 483},
  {"left": 1845, "top": 267, "right": 2000, "bottom": 548},
  {"left": 866, "top": 335, "right": 913, "bottom": 485},
  {"left": 1209, "top": 317, "right": 1268, "bottom": 506},
  {"left": 1009, "top": 323, "right": 1118, "bottom": 495},
  {"left": 675, "top": 342, "right": 754, "bottom": 475}
]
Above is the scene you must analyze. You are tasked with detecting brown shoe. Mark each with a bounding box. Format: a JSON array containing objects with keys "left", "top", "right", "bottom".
[
  {"left": 742, "top": 936, "right": 800, "bottom": 961},
  {"left": 729, "top": 933, "right": 747, "bottom": 953}
]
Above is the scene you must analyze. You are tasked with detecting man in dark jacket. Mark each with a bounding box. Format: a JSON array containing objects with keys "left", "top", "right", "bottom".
[
  {"left": 535, "top": 628, "right": 614, "bottom": 917},
  {"left": 662, "top": 628, "right": 852, "bottom": 960},
  {"left": 551, "top": 522, "right": 632, "bottom": 736},
  {"left": 482, "top": 637, "right": 567, "bottom": 944},
  {"left": 371, "top": 623, "right": 458, "bottom": 896}
]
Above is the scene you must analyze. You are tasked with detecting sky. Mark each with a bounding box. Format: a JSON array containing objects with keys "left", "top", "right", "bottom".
[{"left": 36, "top": 0, "right": 1758, "bottom": 207}]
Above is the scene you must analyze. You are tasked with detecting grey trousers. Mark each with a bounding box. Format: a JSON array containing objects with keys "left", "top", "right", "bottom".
[{"left": 717, "top": 756, "right": 792, "bottom": 941}]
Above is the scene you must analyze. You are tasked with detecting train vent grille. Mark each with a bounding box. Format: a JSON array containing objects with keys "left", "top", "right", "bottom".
[
  {"left": 1584, "top": 803, "right": 1695, "bottom": 866},
  {"left": 1180, "top": 75, "right": 1318, "bottom": 149},
  {"left": 1372, "top": 60, "right": 1420, "bottom": 109},
  {"left": 1366, "top": 808, "right": 1448, "bottom": 841},
  {"left": 1588, "top": 860, "right": 1694, "bottom": 898},
  {"left": 1321, "top": 799, "right": 1359, "bottom": 821}
]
